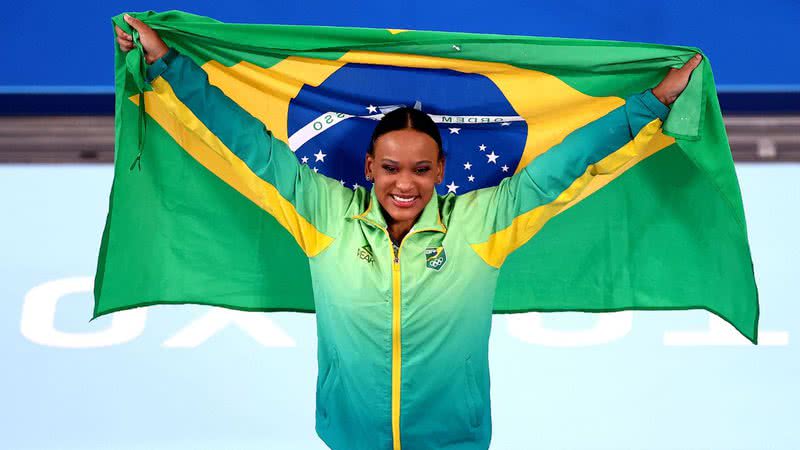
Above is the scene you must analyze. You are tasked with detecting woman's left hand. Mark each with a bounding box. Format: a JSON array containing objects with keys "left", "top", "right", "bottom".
[{"left": 651, "top": 54, "right": 703, "bottom": 107}]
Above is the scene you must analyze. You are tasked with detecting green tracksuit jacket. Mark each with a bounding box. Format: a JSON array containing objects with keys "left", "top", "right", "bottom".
[{"left": 146, "top": 48, "right": 669, "bottom": 450}]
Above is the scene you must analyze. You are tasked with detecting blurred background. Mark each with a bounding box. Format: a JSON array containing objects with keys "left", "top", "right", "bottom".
[{"left": 1, "top": 1, "right": 798, "bottom": 449}]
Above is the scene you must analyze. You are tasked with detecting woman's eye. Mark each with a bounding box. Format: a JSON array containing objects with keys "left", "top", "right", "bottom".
[
  {"left": 415, "top": 167, "right": 430, "bottom": 175},
  {"left": 383, "top": 165, "right": 398, "bottom": 173}
]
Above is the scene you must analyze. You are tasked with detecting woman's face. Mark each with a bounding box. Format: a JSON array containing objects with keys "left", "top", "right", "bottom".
[{"left": 365, "top": 128, "right": 444, "bottom": 226}]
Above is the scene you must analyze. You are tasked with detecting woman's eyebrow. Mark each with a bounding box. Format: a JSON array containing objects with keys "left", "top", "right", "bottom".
[{"left": 379, "top": 159, "right": 432, "bottom": 164}]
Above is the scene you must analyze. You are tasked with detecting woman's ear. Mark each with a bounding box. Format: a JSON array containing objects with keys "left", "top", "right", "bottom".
[
  {"left": 435, "top": 158, "right": 445, "bottom": 184},
  {"left": 364, "top": 153, "right": 374, "bottom": 180}
]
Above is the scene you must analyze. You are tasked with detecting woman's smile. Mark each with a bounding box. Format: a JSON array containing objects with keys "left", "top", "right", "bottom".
[{"left": 389, "top": 193, "right": 419, "bottom": 208}]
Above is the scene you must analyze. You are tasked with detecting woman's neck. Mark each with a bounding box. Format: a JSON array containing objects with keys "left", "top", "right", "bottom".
[
  {"left": 387, "top": 220, "right": 414, "bottom": 244},
  {"left": 381, "top": 207, "right": 417, "bottom": 244}
]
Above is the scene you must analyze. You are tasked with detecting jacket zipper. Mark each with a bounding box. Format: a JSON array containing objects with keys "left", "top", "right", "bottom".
[
  {"left": 355, "top": 216, "right": 438, "bottom": 450},
  {"left": 390, "top": 242, "right": 401, "bottom": 450},
  {"left": 390, "top": 228, "right": 439, "bottom": 450}
]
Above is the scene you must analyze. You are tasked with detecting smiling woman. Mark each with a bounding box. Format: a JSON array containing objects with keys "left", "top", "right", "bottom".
[{"left": 364, "top": 108, "right": 446, "bottom": 244}]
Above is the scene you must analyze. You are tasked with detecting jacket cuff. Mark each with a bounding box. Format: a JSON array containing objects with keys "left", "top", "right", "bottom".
[
  {"left": 640, "top": 89, "right": 670, "bottom": 121},
  {"left": 145, "top": 48, "right": 179, "bottom": 83}
]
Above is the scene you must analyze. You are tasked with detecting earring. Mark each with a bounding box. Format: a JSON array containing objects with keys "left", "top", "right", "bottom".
[{"left": 366, "top": 175, "right": 372, "bottom": 182}]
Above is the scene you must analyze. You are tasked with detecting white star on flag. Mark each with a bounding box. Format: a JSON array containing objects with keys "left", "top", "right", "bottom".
[
  {"left": 501, "top": 165, "right": 509, "bottom": 172},
  {"left": 366, "top": 104, "right": 378, "bottom": 113},
  {"left": 313, "top": 167, "right": 319, "bottom": 173},
  {"left": 340, "top": 180, "right": 346, "bottom": 185},
  {"left": 314, "top": 150, "right": 327, "bottom": 162},
  {"left": 353, "top": 183, "right": 361, "bottom": 190},
  {"left": 486, "top": 151, "right": 499, "bottom": 164},
  {"left": 463, "top": 162, "right": 472, "bottom": 170},
  {"left": 446, "top": 181, "right": 460, "bottom": 193},
  {"left": 448, "top": 128, "right": 461, "bottom": 134},
  {"left": 501, "top": 122, "right": 510, "bottom": 126},
  {"left": 468, "top": 175, "right": 475, "bottom": 182},
  {"left": 301, "top": 156, "right": 309, "bottom": 164},
  {"left": 478, "top": 144, "right": 486, "bottom": 151}
]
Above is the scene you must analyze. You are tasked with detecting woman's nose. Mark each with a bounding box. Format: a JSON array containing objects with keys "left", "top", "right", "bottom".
[{"left": 395, "top": 173, "right": 413, "bottom": 191}]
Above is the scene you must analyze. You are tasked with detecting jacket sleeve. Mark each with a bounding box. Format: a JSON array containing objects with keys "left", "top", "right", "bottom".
[
  {"left": 144, "top": 48, "right": 352, "bottom": 257},
  {"left": 456, "top": 90, "right": 671, "bottom": 268}
]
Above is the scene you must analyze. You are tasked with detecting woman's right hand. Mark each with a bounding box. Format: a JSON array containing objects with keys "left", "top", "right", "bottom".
[{"left": 115, "top": 14, "right": 169, "bottom": 64}]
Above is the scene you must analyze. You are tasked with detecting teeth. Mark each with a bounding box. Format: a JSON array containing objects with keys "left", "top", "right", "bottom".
[{"left": 392, "top": 195, "right": 415, "bottom": 203}]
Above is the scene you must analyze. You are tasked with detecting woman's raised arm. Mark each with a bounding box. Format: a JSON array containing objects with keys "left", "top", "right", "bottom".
[
  {"left": 116, "top": 14, "right": 353, "bottom": 255},
  {"left": 456, "top": 56, "right": 703, "bottom": 269}
]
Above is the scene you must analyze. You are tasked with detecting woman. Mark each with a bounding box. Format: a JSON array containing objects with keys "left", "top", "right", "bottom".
[{"left": 117, "top": 14, "right": 701, "bottom": 450}]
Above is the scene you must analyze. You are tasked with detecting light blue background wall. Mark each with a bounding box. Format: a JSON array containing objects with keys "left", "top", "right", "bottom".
[
  {"left": 3, "top": 0, "right": 799, "bottom": 91},
  {"left": 0, "top": 163, "right": 797, "bottom": 449}
]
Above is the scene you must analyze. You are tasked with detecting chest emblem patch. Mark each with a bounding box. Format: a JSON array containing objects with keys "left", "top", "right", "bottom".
[
  {"left": 424, "top": 246, "right": 447, "bottom": 271},
  {"left": 357, "top": 245, "right": 375, "bottom": 264}
]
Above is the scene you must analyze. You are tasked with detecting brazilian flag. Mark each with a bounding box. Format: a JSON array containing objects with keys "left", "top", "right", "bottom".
[{"left": 95, "top": 10, "right": 759, "bottom": 343}]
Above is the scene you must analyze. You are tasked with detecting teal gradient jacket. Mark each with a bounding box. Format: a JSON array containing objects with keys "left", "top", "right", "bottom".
[{"left": 146, "top": 48, "right": 669, "bottom": 450}]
